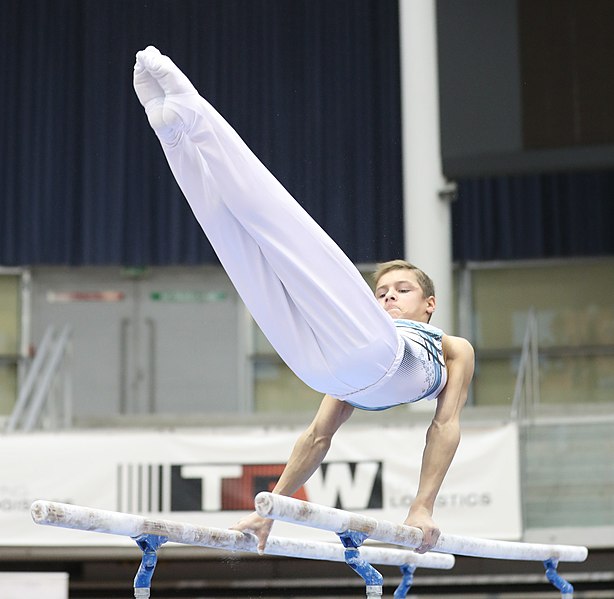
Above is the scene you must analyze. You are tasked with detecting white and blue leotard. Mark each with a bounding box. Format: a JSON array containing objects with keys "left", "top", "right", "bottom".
[{"left": 339, "top": 320, "right": 447, "bottom": 411}]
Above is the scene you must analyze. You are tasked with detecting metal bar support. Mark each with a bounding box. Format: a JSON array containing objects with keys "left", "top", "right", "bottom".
[
  {"left": 338, "top": 530, "right": 384, "bottom": 598},
  {"left": 544, "top": 558, "right": 574, "bottom": 598},
  {"left": 133, "top": 533, "right": 167, "bottom": 598},
  {"left": 393, "top": 563, "right": 417, "bottom": 598}
]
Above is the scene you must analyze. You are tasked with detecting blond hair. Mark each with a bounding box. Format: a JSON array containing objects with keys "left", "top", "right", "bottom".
[{"left": 372, "top": 260, "right": 435, "bottom": 298}]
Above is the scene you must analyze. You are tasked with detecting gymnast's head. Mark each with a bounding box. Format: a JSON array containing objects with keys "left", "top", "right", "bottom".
[{"left": 372, "top": 260, "right": 436, "bottom": 323}]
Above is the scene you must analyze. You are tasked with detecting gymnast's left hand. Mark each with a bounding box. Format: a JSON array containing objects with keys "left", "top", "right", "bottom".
[
  {"left": 230, "top": 511, "right": 274, "bottom": 555},
  {"left": 404, "top": 507, "right": 441, "bottom": 554}
]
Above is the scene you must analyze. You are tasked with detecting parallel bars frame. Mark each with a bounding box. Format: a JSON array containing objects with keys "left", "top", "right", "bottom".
[
  {"left": 31, "top": 496, "right": 589, "bottom": 598},
  {"left": 254, "top": 492, "right": 588, "bottom": 563},
  {"left": 30, "top": 500, "right": 453, "bottom": 569}
]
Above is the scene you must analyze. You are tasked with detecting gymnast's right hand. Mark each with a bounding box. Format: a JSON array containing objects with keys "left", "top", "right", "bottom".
[
  {"left": 230, "top": 511, "right": 274, "bottom": 555},
  {"left": 133, "top": 46, "right": 197, "bottom": 142}
]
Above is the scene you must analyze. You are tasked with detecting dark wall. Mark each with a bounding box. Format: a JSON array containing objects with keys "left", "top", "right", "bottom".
[
  {"left": 437, "top": 0, "right": 614, "bottom": 178},
  {"left": 437, "top": 0, "right": 614, "bottom": 261}
]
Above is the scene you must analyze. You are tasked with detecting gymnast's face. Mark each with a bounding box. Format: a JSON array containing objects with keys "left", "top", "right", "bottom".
[{"left": 374, "top": 268, "right": 435, "bottom": 323}]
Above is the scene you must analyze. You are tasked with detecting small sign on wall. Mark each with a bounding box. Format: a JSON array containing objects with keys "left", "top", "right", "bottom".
[
  {"left": 149, "top": 291, "right": 227, "bottom": 303},
  {"left": 46, "top": 291, "right": 125, "bottom": 303}
]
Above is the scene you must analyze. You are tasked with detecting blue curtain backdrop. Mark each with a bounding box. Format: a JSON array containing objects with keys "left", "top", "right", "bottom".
[
  {"left": 1, "top": 0, "right": 403, "bottom": 266},
  {"left": 2, "top": 1, "right": 613, "bottom": 267},
  {"left": 453, "top": 170, "right": 614, "bottom": 261}
]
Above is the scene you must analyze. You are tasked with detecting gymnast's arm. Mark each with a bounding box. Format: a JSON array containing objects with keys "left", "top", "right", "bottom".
[
  {"left": 405, "top": 335, "right": 474, "bottom": 553},
  {"left": 230, "top": 394, "right": 354, "bottom": 552}
]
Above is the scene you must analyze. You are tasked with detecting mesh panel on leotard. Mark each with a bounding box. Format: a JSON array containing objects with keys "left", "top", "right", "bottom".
[
  {"left": 395, "top": 324, "right": 446, "bottom": 403},
  {"left": 344, "top": 320, "right": 447, "bottom": 411}
]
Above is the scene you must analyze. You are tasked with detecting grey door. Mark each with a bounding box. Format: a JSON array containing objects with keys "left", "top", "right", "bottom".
[
  {"left": 138, "top": 267, "right": 241, "bottom": 414},
  {"left": 30, "top": 266, "right": 243, "bottom": 422}
]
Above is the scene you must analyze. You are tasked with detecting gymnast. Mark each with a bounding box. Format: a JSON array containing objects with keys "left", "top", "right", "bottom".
[{"left": 133, "top": 46, "right": 474, "bottom": 555}]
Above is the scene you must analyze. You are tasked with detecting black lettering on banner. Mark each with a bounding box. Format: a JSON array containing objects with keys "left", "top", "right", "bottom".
[
  {"left": 117, "top": 460, "right": 384, "bottom": 513},
  {"left": 170, "top": 465, "right": 202, "bottom": 512}
]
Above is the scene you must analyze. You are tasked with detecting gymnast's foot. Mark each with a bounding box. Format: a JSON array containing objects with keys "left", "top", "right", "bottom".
[{"left": 133, "top": 46, "right": 197, "bottom": 142}]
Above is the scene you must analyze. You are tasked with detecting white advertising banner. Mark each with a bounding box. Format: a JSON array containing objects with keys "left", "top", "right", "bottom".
[{"left": 0, "top": 422, "right": 521, "bottom": 547}]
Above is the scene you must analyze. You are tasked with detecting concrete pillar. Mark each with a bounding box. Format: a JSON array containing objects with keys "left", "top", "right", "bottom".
[{"left": 399, "top": 0, "right": 454, "bottom": 334}]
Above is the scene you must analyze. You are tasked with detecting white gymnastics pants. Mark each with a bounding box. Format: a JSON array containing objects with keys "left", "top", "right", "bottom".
[{"left": 134, "top": 47, "right": 399, "bottom": 399}]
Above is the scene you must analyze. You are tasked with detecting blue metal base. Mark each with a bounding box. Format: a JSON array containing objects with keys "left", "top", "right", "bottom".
[
  {"left": 544, "top": 558, "right": 574, "bottom": 598},
  {"left": 393, "top": 563, "right": 417, "bottom": 598},
  {"left": 338, "top": 530, "right": 384, "bottom": 597},
  {"left": 133, "top": 533, "right": 168, "bottom": 598}
]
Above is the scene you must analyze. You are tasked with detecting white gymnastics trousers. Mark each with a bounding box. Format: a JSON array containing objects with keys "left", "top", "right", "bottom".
[{"left": 133, "top": 47, "right": 410, "bottom": 404}]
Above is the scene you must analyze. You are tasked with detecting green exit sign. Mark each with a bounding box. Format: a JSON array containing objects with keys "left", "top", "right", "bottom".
[{"left": 150, "top": 291, "right": 228, "bottom": 303}]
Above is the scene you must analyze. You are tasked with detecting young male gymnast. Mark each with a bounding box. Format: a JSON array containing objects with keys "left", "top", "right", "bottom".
[{"left": 133, "top": 46, "right": 474, "bottom": 554}]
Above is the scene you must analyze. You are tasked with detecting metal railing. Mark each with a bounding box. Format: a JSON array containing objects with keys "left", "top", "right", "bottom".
[
  {"left": 5, "top": 325, "right": 73, "bottom": 432},
  {"left": 510, "top": 308, "right": 540, "bottom": 423}
]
